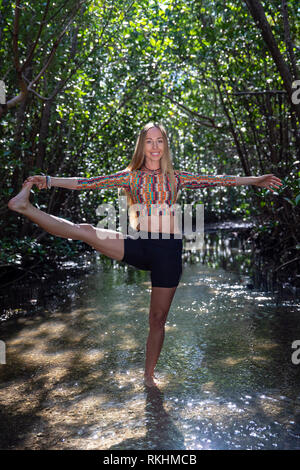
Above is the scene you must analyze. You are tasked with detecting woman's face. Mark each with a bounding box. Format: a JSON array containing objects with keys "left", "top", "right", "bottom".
[{"left": 143, "top": 127, "right": 165, "bottom": 165}]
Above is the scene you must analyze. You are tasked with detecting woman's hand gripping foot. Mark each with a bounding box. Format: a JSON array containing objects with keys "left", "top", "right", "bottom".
[{"left": 8, "top": 181, "right": 34, "bottom": 214}]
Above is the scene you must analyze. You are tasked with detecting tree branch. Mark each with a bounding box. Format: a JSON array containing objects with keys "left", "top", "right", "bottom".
[
  {"left": 21, "top": 0, "right": 51, "bottom": 73},
  {"left": 12, "top": 0, "right": 27, "bottom": 95},
  {"left": 274, "top": 256, "right": 300, "bottom": 272},
  {"left": 27, "top": 3, "right": 84, "bottom": 92},
  {"left": 244, "top": 0, "right": 300, "bottom": 122},
  {"left": 0, "top": 1, "right": 85, "bottom": 118},
  {"left": 281, "top": 0, "right": 299, "bottom": 81}
]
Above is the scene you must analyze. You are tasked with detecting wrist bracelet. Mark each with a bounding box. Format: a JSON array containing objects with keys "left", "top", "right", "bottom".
[{"left": 46, "top": 175, "right": 51, "bottom": 189}]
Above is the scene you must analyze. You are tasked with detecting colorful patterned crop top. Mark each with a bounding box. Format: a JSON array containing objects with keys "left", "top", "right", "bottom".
[{"left": 76, "top": 168, "right": 237, "bottom": 215}]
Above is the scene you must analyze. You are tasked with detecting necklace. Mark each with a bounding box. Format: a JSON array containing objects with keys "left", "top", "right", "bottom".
[{"left": 143, "top": 164, "right": 161, "bottom": 171}]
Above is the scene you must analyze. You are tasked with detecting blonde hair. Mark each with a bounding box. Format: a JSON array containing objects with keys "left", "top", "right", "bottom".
[{"left": 119, "top": 122, "right": 178, "bottom": 230}]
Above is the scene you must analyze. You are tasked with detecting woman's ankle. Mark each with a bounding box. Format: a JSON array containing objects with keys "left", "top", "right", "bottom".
[
  {"left": 144, "top": 372, "right": 154, "bottom": 379},
  {"left": 143, "top": 374, "right": 157, "bottom": 387}
]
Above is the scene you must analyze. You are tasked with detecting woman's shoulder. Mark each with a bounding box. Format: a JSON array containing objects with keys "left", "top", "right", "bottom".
[
  {"left": 173, "top": 169, "right": 197, "bottom": 176},
  {"left": 121, "top": 167, "right": 140, "bottom": 174},
  {"left": 116, "top": 168, "right": 132, "bottom": 176}
]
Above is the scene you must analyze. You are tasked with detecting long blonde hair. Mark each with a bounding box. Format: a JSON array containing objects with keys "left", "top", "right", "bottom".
[{"left": 119, "top": 122, "right": 178, "bottom": 230}]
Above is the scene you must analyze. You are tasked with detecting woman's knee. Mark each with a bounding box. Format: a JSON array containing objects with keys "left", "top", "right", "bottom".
[
  {"left": 79, "top": 224, "right": 124, "bottom": 241},
  {"left": 149, "top": 310, "right": 168, "bottom": 330},
  {"left": 77, "top": 224, "right": 125, "bottom": 260}
]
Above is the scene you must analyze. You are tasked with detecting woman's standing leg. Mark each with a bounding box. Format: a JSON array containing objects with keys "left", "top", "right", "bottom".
[{"left": 144, "top": 286, "right": 177, "bottom": 387}]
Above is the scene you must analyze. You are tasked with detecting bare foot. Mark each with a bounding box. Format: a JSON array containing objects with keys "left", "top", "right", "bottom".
[
  {"left": 8, "top": 182, "right": 34, "bottom": 214},
  {"left": 143, "top": 375, "right": 158, "bottom": 388}
]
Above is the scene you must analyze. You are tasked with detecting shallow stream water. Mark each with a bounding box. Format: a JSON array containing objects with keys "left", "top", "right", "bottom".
[{"left": 0, "top": 230, "right": 300, "bottom": 450}]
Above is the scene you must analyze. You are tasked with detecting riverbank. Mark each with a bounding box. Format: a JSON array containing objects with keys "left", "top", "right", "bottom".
[
  {"left": 0, "top": 258, "right": 299, "bottom": 450},
  {"left": 0, "top": 219, "right": 299, "bottom": 323}
]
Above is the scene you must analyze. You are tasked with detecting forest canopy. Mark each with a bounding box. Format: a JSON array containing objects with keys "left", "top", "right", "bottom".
[{"left": 0, "top": 0, "right": 299, "bottom": 279}]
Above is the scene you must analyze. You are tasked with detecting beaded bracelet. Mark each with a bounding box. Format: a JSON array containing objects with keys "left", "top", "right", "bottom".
[{"left": 46, "top": 175, "right": 52, "bottom": 189}]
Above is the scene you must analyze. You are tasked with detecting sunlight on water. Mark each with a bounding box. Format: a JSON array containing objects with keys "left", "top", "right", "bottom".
[{"left": 0, "top": 258, "right": 300, "bottom": 450}]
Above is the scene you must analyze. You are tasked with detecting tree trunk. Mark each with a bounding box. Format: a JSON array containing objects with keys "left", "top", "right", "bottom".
[
  {"left": 36, "top": 99, "right": 53, "bottom": 170},
  {"left": 244, "top": 0, "right": 300, "bottom": 123}
]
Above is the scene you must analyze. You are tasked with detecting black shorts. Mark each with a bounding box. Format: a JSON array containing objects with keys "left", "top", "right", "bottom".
[{"left": 121, "top": 230, "right": 183, "bottom": 288}]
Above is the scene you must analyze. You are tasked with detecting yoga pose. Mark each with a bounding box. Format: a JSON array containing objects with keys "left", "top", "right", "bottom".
[{"left": 8, "top": 122, "right": 282, "bottom": 387}]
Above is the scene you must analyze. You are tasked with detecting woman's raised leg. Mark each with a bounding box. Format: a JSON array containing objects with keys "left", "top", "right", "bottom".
[
  {"left": 144, "top": 285, "right": 178, "bottom": 387},
  {"left": 8, "top": 182, "right": 125, "bottom": 260}
]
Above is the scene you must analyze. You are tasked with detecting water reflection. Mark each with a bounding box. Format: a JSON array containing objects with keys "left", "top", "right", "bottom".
[
  {"left": 0, "top": 232, "right": 300, "bottom": 450},
  {"left": 184, "top": 228, "right": 299, "bottom": 298},
  {"left": 1, "top": 227, "right": 298, "bottom": 320}
]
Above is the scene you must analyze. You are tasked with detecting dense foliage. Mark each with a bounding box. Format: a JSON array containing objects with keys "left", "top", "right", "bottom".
[{"left": 0, "top": 0, "right": 299, "bottom": 282}]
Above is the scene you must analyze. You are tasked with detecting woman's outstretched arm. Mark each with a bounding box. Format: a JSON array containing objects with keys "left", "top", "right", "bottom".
[
  {"left": 23, "top": 175, "right": 78, "bottom": 190},
  {"left": 23, "top": 170, "right": 131, "bottom": 191},
  {"left": 175, "top": 171, "right": 282, "bottom": 192},
  {"left": 236, "top": 174, "right": 282, "bottom": 192},
  {"left": 75, "top": 170, "right": 130, "bottom": 191}
]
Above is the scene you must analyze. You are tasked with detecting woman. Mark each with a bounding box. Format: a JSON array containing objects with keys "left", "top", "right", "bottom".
[{"left": 8, "top": 122, "right": 282, "bottom": 387}]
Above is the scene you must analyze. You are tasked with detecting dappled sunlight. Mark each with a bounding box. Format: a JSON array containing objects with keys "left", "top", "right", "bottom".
[
  {"left": 1, "top": 261, "right": 300, "bottom": 449},
  {"left": 219, "top": 356, "right": 247, "bottom": 366}
]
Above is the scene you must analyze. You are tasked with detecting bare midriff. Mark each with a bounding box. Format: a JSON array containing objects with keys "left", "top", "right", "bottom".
[{"left": 136, "top": 212, "right": 181, "bottom": 235}]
